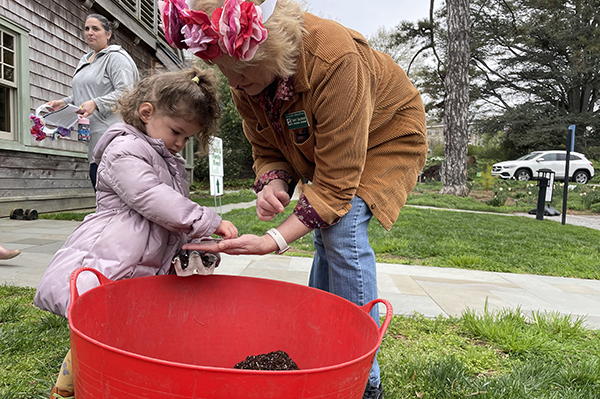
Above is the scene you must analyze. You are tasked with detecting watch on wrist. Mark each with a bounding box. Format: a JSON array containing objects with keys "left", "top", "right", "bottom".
[{"left": 266, "top": 228, "right": 290, "bottom": 255}]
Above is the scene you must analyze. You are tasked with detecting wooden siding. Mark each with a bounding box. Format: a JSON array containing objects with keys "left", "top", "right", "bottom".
[{"left": 0, "top": 148, "right": 95, "bottom": 215}]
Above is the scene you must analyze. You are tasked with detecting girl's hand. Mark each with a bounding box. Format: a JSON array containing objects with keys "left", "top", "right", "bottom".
[
  {"left": 46, "top": 100, "right": 66, "bottom": 111},
  {"left": 79, "top": 100, "right": 98, "bottom": 118},
  {"left": 183, "top": 234, "right": 277, "bottom": 255},
  {"left": 214, "top": 220, "right": 238, "bottom": 239}
]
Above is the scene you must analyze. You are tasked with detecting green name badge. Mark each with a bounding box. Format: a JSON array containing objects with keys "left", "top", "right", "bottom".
[{"left": 285, "top": 110, "right": 310, "bottom": 130}]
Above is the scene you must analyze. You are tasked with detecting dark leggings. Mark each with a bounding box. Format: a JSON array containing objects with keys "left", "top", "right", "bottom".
[{"left": 89, "top": 162, "right": 98, "bottom": 191}]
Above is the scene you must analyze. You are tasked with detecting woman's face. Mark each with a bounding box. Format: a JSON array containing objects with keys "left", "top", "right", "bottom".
[
  {"left": 84, "top": 18, "right": 110, "bottom": 52},
  {"left": 215, "top": 62, "right": 277, "bottom": 96}
]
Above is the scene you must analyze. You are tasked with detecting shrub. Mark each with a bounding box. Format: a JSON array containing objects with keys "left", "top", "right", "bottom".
[
  {"left": 487, "top": 185, "right": 509, "bottom": 207},
  {"left": 581, "top": 188, "right": 600, "bottom": 210},
  {"left": 481, "top": 166, "right": 495, "bottom": 191}
]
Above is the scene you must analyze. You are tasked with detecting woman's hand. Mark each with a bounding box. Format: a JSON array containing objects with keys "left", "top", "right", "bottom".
[
  {"left": 214, "top": 220, "right": 238, "bottom": 239},
  {"left": 183, "top": 214, "right": 312, "bottom": 256},
  {"left": 46, "top": 100, "right": 67, "bottom": 111},
  {"left": 183, "top": 234, "right": 277, "bottom": 255},
  {"left": 79, "top": 100, "right": 98, "bottom": 118},
  {"left": 256, "top": 180, "right": 290, "bottom": 221}
]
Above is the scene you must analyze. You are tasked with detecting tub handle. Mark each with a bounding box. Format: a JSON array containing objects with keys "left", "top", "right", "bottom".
[
  {"left": 360, "top": 298, "right": 393, "bottom": 342},
  {"left": 69, "top": 267, "right": 112, "bottom": 305}
]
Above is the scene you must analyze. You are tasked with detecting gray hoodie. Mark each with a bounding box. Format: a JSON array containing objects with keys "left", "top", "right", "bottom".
[{"left": 63, "top": 45, "right": 139, "bottom": 163}]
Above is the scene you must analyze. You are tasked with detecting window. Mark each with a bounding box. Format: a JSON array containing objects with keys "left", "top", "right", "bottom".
[
  {"left": 0, "top": 29, "right": 15, "bottom": 141},
  {"left": 540, "top": 153, "right": 557, "bottom": 161},
  {"left": 114, "top": 0, "right": 157, "bottom": 34}
]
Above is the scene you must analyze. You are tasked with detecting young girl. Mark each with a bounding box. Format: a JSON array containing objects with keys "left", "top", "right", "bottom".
[{"left": 34, "top": 66, "right": 237, "bottom": 398}]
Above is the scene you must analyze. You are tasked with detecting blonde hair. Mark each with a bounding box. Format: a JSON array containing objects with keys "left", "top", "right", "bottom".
[
  {"left": 117, "top": 66, "right": 221, "bottom": 151},
  {"left": 192, "top": 0, "right": 305, "bottom": 77}
]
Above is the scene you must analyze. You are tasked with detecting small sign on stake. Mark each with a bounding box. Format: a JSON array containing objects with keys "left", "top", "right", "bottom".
[
  {"left": 209, "top": 137, "right": 224, "bottom": 178},
  {"left": 210, "top": 175, "right": 223, "bottom": 196},
  {"left": 208, "top": 137, "right": 224, "bottom": 214}
]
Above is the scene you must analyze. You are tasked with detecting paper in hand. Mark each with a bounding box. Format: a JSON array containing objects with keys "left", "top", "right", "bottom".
[{"left": 43, "top": 104, "right": 82, "bottom": 129}]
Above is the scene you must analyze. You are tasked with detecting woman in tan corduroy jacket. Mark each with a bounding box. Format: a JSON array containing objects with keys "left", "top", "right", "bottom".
[{"left": 173, "top": 1, "right": 428, "bottom": 396}]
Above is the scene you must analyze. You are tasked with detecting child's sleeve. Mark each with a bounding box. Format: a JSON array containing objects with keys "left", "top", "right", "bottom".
[{"left": 101, "top": 143, "right": 222, "bottom": 238}]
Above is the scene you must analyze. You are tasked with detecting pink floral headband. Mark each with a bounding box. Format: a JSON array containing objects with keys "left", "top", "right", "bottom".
[{"left": 159, "top": 0, "right": 277, "bottom": 61}]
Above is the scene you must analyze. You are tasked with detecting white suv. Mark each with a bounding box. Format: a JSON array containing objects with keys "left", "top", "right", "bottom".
[{"left": 492, "top": 150, "right": 595, "bottom": 184}]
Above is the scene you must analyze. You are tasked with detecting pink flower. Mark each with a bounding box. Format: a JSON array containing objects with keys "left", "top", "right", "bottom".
[
  {"left": 158, "top": 0, "right": 188, "bottom": 49},
  {"left": 214, "top": 0, "right": 268, "bottom": 61},
  {"left": 29, "top": 114, "right": 47, "bottom": 140},
  {"left": 181, "top": 9, "right": 223, "bottom": 60},
  {"left": 30, "top": 124, "right": 45, "bottom": 141}
]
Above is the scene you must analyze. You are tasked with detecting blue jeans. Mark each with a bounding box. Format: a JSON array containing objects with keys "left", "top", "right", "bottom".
[{"left": 308, "top": 195, "right": 381, "bottom": 387}]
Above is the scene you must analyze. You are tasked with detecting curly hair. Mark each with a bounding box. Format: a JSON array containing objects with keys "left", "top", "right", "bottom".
[
  {"left": 116, "top": 66, "right": 221, "bottom": 151},
  {"left": 191, "top": 0, "right": 305, "bottom": 78}
]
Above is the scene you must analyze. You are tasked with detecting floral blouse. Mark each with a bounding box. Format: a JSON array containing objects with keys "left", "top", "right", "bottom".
[{"left": 252, "top": 77, "right": 331, "bottom": 229}]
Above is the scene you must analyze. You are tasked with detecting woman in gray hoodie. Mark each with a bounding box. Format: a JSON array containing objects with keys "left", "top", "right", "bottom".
[{"left": 47, "top": 14, "right": 139, "bottom": 188}]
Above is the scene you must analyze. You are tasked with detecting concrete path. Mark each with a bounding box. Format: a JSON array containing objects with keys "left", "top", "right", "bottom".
[{"left": 1, "top": 203, "right": 599, "bottom": 330}]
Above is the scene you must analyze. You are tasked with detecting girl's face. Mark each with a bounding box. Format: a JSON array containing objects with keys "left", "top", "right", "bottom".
[
  {"left": 84, "top": 18, "right": 110, "bottom": 52},
  {"left": 215, "top": 62, "right": 277, "bottom": 96},
  {"left": 139, "top": 103, "right": 199, "bottom": 155}
]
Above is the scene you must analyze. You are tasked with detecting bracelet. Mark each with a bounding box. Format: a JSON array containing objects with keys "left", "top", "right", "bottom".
[{"left": 265, "top": 228, "right": 290, "bottom": 255}]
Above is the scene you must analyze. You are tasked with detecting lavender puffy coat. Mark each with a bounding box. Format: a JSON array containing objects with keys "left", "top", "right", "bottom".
[{"left": 34, "top": 123, "right": 221, "bottom": 318}]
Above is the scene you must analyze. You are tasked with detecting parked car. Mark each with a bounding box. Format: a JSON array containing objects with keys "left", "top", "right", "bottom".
[{"left": 491, "top": 150, "right": 595, "bottom": 184}]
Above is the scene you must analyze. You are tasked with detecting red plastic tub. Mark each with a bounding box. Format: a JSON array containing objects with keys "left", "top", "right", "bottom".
[{"left": 68, "top": 267, "right": 392, "bottom": 399}]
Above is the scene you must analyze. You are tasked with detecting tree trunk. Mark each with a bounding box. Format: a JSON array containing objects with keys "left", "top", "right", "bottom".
[{"left": 440, "top": 0, "right": 470, "bottom": 196}]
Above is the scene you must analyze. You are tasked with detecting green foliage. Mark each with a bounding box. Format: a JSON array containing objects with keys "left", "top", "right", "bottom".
[
  {"left": 393, "top": 1, "right": 600, "bottom": 156},
  {"left": 191, "top": 178, "right": 254, "bottom": 191},
  {"left": 468, "top": 0, "right": 600, "bottom": 154},
  {"left": 468, "top": 134, "right": 508, "bottom": 160},
  {"left": 377, "top": 206, "right": 600, "bottom": 279},
  {"left": 480, "top": 165, "right": 494, "bottom": 191},
  {"left": 580, "top": 187, "right": 600, "bottom": 210},
  {"left": 425, "top": 155, "right": 444, "bottom": 169},
  {"left": 194, "top": 66, "right": 253, "bottom": 183},
  {"left": 191, "top": 189, "right": 257, "bottom": 207},
  {"left": 486, "top": 185, "right": 509, "bottom": 207},
  {"left": 407, "top": 192, "right": 513, "bottom": 213},
  {"left": 38, "top": 212, "right": 92, "bottom": 222},
  {"left": 586, "top": 147, "right": 600, "bottom": 160},
  {"left": 381, "top": 310, "right": 600, "bottom": 398},
  {"left": 0, "top": 285, "right": 70, "bottom": 397},
  {"left": 429, "top": 142, "right": 445, "bottom": 157}
]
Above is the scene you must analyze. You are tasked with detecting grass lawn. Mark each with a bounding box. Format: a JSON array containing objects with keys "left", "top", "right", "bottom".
[
  {"left": 190, "top": 188, "right": 257, "bottom": 207},
  {"left": 2, "top": 286, "right": 599, "bottom": 398},
  {"left": 220, "top": 203, "right": 600, "bottom": 280}
]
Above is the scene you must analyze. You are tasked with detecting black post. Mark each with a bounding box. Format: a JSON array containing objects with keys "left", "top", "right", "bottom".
[{"left": 536, "top": 175, "right": 548, "bottom": 221}]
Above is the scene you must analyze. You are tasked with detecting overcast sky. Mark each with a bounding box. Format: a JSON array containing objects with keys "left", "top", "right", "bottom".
[{"left": 305, "top": 1, "right": 434, "bottom": 38}]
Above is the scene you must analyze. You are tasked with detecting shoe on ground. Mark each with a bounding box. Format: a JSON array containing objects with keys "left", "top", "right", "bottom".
[
  {"left": 9, "top": 208, "right": 24, "bottom": 219},
  {"left": 0, "top": 249, "right": 20, "bottom": 260},
  {"left": 50, "top": 386, "right": 74, "bottom": 398},
  {"left": 363, "top": 383, "right": 383, "bottom": 399}
]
